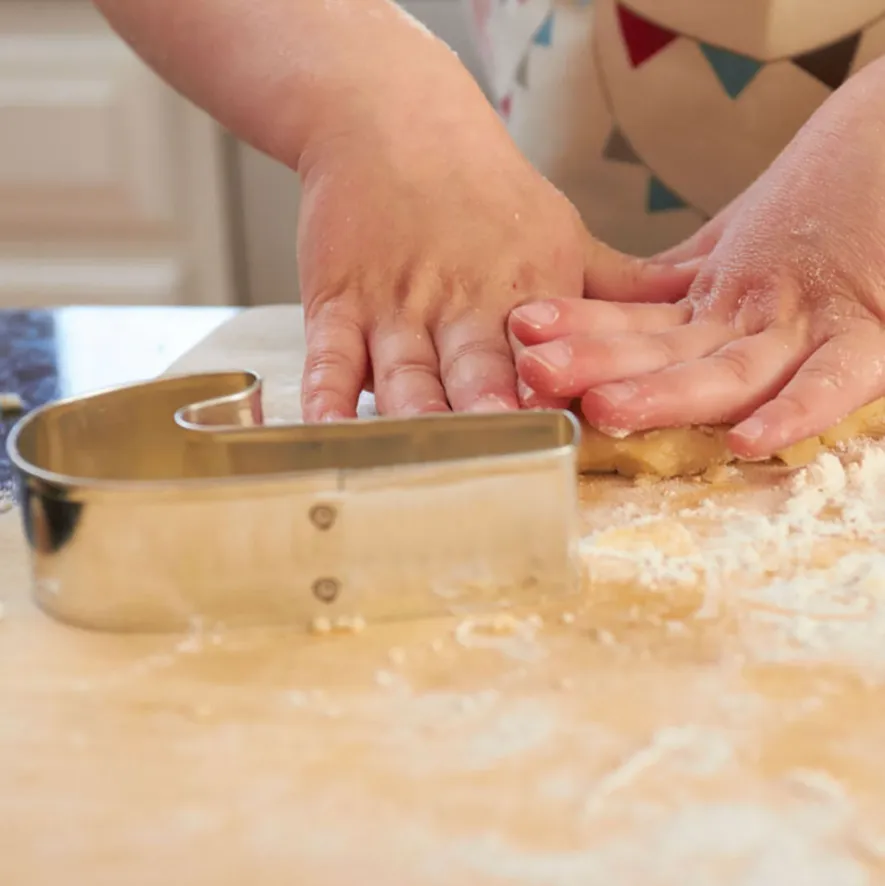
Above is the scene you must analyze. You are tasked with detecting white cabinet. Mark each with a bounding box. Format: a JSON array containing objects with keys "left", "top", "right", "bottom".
[{"left": 0, "top": 1, "right": 236, "bottom": 307}]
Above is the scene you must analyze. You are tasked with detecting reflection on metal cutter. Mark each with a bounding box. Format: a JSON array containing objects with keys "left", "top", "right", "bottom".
[{"left": 7, "top": 371, "right": 582, "bottom": 633}]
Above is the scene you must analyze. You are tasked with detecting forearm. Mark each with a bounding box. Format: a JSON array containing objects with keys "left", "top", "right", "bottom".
[{"left": 93, "top": 0, "right": 472, "bottom": 171}]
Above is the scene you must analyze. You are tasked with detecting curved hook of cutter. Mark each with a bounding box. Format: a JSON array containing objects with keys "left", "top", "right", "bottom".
[
  {"left": 7, "top": 370, "right": 266, "bottom": 488},
  {"left": 5, "top": 369, "right": 583, "bottom": 633},
  {"left": 175, "top": 369, "right": 264, "bottom": 432}
]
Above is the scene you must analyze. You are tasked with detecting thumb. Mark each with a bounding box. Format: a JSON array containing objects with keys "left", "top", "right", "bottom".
[
  {"left": 583, "top": 233, "right": 699, "bottom": 304},
  {"left": 650, "top": 194, "right": 743, "bottom": 265}
]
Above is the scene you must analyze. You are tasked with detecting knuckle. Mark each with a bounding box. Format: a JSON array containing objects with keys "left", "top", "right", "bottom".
[
  {"left": 711, "top": 345, "right": 756, "bottom": 387},
  {"left": 375, "top": 356, "right": 436, "bottom": 388},
  {"left": 618, "top": 257, "right": 646, "bottom": 291},
  {"left": 686, "top": 269, "right": 726, "bottom": 318},
  {"left": 500, "top": 224, "right": 584, "bottom": 297},
  {"left": 582, "top": 301, "right": 620, "bottom": 329},
  {"left": 302, "top": 348, "right": 356, "bottom": 394},
  {"left": 303, "top": 348, "right": 349, "bottom": 376},
  {"left": 439, "top": 336, "right": 510, "bottom": 378},
  {"left": 510, "top": 260, "right": 542, "bottom": 294},
  {"left": 651, "top": 334, "right": 683, "bottom": 366},
  {"left": 798, "top": 361, "right": 845, "bottom": 390},
  {"left": 773, "top": 390, "right": 816, "bottom": 422},
  {"left": 303, "top": 282, "right": 358, "bottom": 326}
]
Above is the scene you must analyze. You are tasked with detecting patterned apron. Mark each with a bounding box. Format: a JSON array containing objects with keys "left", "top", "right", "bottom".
[{"left": 466, "top": 0, "right": 885, "bottom": 255}]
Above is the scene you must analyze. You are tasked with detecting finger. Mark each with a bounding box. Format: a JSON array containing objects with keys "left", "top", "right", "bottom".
[
  {"left": 508, "top": 298, "right": 690, "bottom": 347},
  {"left": 301, "top": 312, "right": 368, "bottom": 422},
  {"left": 650, "top": 194, "right": 742, "bottom": 265},
  {"left": 507, "top": 315, "right": 567, "bottom": 409},
  {"left": 583, "top": 234, "right": 700, "bottom": 304},
  {"left": 435, "top": 319, "right": 520, "bottom": 412},
  {"left": 649, "top": 223, "right": 721, "bottom": 266},
  {"left": 517, "top": 323, "right": 735, "bottom": 400},
  {"left": 517, "top": 380, "right": 571, "bottom": 410},
  {"left": 728, "top": 332, "right": 885, "bottom": 458},
  {"left": 579, "top": 326, "right": 806, "bottom": 431},
  {"left": 369, "top": 323, "right": 450, "bottom": 416}
]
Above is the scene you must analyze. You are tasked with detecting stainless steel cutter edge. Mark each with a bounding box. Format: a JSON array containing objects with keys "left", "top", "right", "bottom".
[{"left": 7, "top": 370, "right": 583, "bottom": 633}]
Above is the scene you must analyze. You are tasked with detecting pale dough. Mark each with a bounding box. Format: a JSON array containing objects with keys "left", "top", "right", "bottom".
[{"left": 577, "top": 397, "right": 885, "bottom": 479}]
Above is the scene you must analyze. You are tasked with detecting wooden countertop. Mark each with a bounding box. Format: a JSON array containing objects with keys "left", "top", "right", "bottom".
[{"left": 2, "top": 305, "right": 885, "bottom": 885}]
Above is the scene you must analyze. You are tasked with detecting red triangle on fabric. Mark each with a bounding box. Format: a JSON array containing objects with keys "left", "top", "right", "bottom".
[{"left": 617, "top": 4, "right": 677, "bottom": 68}]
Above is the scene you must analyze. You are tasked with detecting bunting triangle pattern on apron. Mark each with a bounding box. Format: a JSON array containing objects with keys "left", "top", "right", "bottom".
[{"left": 464, "top": 0, "right": 885, "bottom": 256}]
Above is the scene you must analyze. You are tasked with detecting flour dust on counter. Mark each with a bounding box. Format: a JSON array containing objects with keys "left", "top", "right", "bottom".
[
  {"left": 4, "top": 305, "right": 885, "bottom": 884},
  {"left": 3, "top": 446, "right": 885, "bottom": 883},
  {"left": 578, "top": 443, "right": 885, "bottom": 670}
]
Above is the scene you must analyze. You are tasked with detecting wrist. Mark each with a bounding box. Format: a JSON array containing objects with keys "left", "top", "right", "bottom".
[
  {"left": 294, "top": 39, "right": 507, "bottom": 182},
  {"left": 812, "top": 56, "right": 885, "bottom": 132}
]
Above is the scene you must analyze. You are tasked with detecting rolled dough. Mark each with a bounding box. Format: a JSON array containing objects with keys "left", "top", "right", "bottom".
[
  {"left": 167, "top": 305, "right": 885, "bottom": 481},
  {"left": 576, "top": 398, "right": 885, "bottom": 479}
]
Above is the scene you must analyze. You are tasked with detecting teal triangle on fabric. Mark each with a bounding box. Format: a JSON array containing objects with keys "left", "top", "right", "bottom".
[
  {"left": 647, "top": 176, "right": 687, "bottom": 213},
  {"left": 533, "top": 14, "right": 553, "bottom": 46},
  {"left": 700, "top": 44, "right": 762, "bottom": 98}
]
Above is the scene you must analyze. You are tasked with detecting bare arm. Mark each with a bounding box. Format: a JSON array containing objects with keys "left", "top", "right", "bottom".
[
  {"left": 92, "top": 0, "right": 476, "bottom": 171},
  {"left": 93, "top": 0, "right": 675, "bottom": 424}
]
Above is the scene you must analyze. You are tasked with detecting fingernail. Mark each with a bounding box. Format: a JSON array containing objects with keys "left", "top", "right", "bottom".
[
  {"left": 593, "top": 381, "right": 636, "bottom": 408},
  {"left": 525, "top": 340, "right": 572, "bottom": 371},
  {"left": 512, "top": 302, "right": 559, "bottom": 329},
  {"left": 732, "top": 416, "right": 765, "bottom": 442}
]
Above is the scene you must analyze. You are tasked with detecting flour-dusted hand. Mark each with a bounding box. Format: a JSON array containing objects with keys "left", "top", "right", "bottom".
[
  {"left": 297, "top": 74, "right": 694, "bottom": 422},
  {"left": 93, "top": 0, "right": 696, "bottom": 420},
  {"left": 511, "top": 57, "right": 885, "bottom": 458},
  {"left": 299, "top": 94, "right": 585, "bottom": 419}
]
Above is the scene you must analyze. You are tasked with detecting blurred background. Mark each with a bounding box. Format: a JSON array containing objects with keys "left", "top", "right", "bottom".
[{"left": 1, "top": 0, "right": 488, "bottom": 310}]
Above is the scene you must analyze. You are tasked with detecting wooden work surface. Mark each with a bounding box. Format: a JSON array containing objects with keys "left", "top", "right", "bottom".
[{"left": 3, "top": 306, "right": 885, "bottom": 885}]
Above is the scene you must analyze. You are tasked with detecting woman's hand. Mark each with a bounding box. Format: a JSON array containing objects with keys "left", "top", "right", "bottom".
[
  {"left": 296, "top": 54, "right": 693, "bottom": 421},
  {"left": 92, "top": 0, "right": 693, "bottom": 422},
  {"left": 511, "top": 58, "right": 885, "bottom": 457}
]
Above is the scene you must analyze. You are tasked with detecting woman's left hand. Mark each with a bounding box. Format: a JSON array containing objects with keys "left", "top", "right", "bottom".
[{"left": 510, "top": 59, "right": 885, "bottom": 459}]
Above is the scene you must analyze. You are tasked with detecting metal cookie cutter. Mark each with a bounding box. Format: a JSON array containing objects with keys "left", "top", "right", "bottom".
[{"left": 7, "top": 371, "right": 582, "bottom": 632}]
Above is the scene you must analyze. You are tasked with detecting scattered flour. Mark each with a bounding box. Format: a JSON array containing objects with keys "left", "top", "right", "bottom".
[
  {"left": 309, "top": 614, "right": 366, "bottom": 636},
  {"left": 446, "top": 797, "right": 871, "bottom": 885},
  {"left": 597, "top": 425, "right": 632, "bottom": 439},
  {"left": 375, "top": 669, "right": 396, "bottom": 688},
  {"left": 454, "top": 612, "right": 545, "bottom": 661},
  {"left": 583, "top": 726, "right": 735, "bottom": 818},
  {"left": 309, "top": 617, "right": 333, "bottom": 636},
  {"left": 579, "top": 444, "right": 885, "bottom": 667}
]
